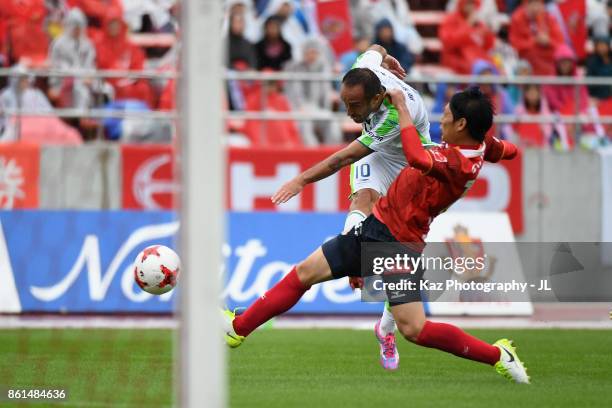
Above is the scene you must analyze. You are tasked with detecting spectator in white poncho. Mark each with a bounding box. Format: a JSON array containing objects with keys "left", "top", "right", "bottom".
[
  {"left": 284, "top": 39, "right": 342, "bottom": 146},
  {"left": 48, "top": 8, "right": 96, "bottom": 110},
  {"left": 0, "top": 64, "right": 81, "bottom": 144},
  {"left": 352, "top": 0, "right": 424, "bottom": 56}
]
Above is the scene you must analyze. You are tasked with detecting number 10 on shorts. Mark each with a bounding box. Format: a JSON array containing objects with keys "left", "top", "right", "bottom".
[{"left": 355, "top": 163, "right": 370, "bottom": 179}]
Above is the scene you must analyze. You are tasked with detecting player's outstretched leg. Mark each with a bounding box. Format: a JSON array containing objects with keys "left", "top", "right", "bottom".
[
  {"left": 223, "top": 247, "right": 333, "bottom": 348},
  {"left": 374, "top": 302, "right": 399, "bottom": 370},
  {"left": 391, "top": 302, "right": 530, "bottom": 383}
]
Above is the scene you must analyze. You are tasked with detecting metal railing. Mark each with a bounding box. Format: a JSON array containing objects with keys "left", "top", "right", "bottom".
[
  {"left": 1, "top": 67, "right": 611, "bottom": 141},
  {"left": 0, "top": 67, "right": 177, "bottom": 80},
  {"left": 0, "top": 68, "right": 178, "bottom": 122},
  {"left": 224, "top": 70, "right": 612, "bottom": 148},
  {"left": 224, "top": 70, "right": 612, "bottom": 86},
  {"left": 223, "top": 71, "right": 612, "bottom": 123}
]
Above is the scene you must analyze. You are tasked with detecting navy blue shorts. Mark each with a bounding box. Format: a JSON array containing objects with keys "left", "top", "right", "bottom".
[
  {"left": 322, "top": 215, "right": 395, "bottom": 278},
  {"left": 321, "top": 215, "right": 424, "bottom": 304}
]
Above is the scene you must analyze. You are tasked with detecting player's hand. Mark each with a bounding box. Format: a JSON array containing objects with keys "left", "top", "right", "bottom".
[
  {"left": 349, "top": 276, "right": 364, "bottom": 290},
  {"left": 271, "top": 177, "right": 306, "bottom": 204},
  {"left": 385, "top": 88, "right": 407, "bottom": 108},
  {"left": 382, "top": 55, "right": 406, "bottom": 80}
]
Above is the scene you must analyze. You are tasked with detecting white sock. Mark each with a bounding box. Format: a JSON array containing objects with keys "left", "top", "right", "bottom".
[
  {"left": 343, "top": 210, "right": 367, "bottom": 234},
  {"left": 379, "top": 302, "right": 396, "bottom": 335}
]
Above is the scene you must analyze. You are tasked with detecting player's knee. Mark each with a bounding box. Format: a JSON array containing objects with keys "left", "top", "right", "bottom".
[
  {"left": 350, "top": 189, "right": 379, "bottom": 212},
  {"left": 295, "top": 261, "right": 318, "bottom": 287},
  {"left": 397, "top": 319, "right": 425, "bottom": 343}
]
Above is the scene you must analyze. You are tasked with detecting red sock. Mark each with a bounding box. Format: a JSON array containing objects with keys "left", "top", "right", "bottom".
[
  {"left": 233, "top": 267, "right": 310, "bottom": 337},
  {"left": 416, "top": 321, "right": 501, "bottom": 365}
]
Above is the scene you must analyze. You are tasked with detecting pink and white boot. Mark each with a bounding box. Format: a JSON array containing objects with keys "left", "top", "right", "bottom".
[{"left": 374, "top": 319, "right": 399, "bottom": 370}]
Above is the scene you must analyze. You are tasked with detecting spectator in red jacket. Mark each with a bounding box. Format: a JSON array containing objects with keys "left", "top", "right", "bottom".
[
  {"left": 66, "top": 0, "right": 123, "bottom": 33},
  {"left": 0, "top": 7, "right": 9, "bottom": 66},
  {"left": 439, "top": 0, "right": 496, "bottom": 74},
  {"left": 509, "top": 0, "right": 564, "bottom": 75},
  {"left": 4, "top": 0, "right": 49, "bottom": 66},
  {"left": 243, "top": 79, "right": 301, "bottom": 146},
  {"left": 94, "top": 8, "right": 154, "bottom": 107},
  {"left": 158, "top": 79, "right": 175, "bottom": 111}
]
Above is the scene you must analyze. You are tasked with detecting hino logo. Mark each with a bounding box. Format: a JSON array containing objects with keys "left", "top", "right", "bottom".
[{"left": 133, "top": 154, "right": 178, "bottom": 209}]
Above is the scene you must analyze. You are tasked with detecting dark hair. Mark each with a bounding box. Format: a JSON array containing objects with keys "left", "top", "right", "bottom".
[
  {"left": 449, "top": 86, "right": 494, "bottom": 142},
  {"left": 522, "top": 83, "right": 541, "bottom": 111},
  {"left": 264, "top": 15, "right": 283, "bottom": 29},
  {"left": 342, "top": 68, "right": 383, "bottom": 101}
]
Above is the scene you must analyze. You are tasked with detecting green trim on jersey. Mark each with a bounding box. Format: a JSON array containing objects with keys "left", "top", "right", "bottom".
[
  {"left": 375, "top": 103, "right": 399, "bottom": 137},
  {"left": 349, "top": 163, "right": 356, "bottom": 194},
  {"left": 351, "top": 53, "right": 366, "bottom": 69},
  {"left": 416, "top": 129, "right": 436, "bottom": 147},
  {"left": 359, "top": 133, "right": 374, "bottom": 147},
  {"left": 382, "top": 99, "right": 434, "bottom": 146}
]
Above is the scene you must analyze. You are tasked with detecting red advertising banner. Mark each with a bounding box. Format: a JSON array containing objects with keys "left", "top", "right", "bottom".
[
  {"left": 118, "top": 145, "right": 523, "bottom": 233},
  {"left": 228, "top": 147, "right": 352, "bottom": 212},
  {"left": 121, "top": 144, "right": 175, "bottom": 210},
  {"left": 0, "top": 143, "right": 39, "bottom": 209},
  {"left": 316, "top": 0, "right": 353, "bottom": 57},
  {"left": 227, "top": 147, "right": 523, "bottom": 233}
]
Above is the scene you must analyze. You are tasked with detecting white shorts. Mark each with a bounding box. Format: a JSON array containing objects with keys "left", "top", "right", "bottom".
[{"left": 350, "top": 152, "right": 406, "bottom": 196}]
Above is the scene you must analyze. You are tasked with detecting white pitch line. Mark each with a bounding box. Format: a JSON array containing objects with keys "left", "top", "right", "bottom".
[
  {"left": 0, "top": 315, "right": 610, "bottom": 330},
  {"left": 0, "top": 316, "right": 179, "bottom": 329}
]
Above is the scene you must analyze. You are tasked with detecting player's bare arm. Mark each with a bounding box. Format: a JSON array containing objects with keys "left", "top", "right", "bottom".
[
  {"left": 271, "top": 141, "right": 371, "bottom": 204},
  {"left": 367, "top": 44, "right": 406, "bottom": 79}
]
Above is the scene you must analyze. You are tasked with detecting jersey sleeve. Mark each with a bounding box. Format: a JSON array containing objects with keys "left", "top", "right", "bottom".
[
  {"left": 358, "top": 100, "right": 433, "bottom": 151},
  {"left": 351, "top": 50, "right": 383, "bottom": 70},
  {"left": 400, "top": 126, "right": 466, "bottom": 182},
  {"left": 484, "top": 135, "right": 518, "bottom": 163}
]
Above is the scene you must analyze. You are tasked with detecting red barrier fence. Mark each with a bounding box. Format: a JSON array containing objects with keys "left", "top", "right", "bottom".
[{"left": 0, "top": 144, "right": 523, "bottom": 232}]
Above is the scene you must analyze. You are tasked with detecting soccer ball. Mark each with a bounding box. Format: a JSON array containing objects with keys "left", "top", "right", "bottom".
[{"left": 134, "top": 245, "right": 181, "bottom": 295}]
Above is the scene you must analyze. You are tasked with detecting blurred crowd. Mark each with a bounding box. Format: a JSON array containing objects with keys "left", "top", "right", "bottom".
[
  {"left": 225, "top": 0, "right": 612, "bottom": 149},
  {"left": 0, "top": 0, "right": 178, "bottom": 143},
  {"left": 1, "top": 0, "right": 611, "bottom": 149}
]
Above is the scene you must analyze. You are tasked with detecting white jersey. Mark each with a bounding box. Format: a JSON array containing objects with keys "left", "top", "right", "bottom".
[{"left": 352, "top": 50, "right": 434, "bottom": 163}]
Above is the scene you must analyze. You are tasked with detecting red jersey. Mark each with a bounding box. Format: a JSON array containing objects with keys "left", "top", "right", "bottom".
[{"left": 373, "top": 128, "right": 515, "bottom": 243}]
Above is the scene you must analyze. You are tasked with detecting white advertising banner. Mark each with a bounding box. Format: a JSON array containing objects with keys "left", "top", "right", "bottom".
[
  {"left": 425, "top": 212, "right": 533, "bottom": 316},
  {"left": 599, "top": 146, "right": 612, "bottom": 265}
]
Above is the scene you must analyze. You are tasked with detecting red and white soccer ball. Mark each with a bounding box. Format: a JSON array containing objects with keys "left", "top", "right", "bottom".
[{"left": 134, "top": 245, "right": 181, "bottom": 295}]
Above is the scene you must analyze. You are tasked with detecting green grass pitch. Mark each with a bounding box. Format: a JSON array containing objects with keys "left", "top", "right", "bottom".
[{"left": 0, "top": 328, "right": 611, "bottom": 407}]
